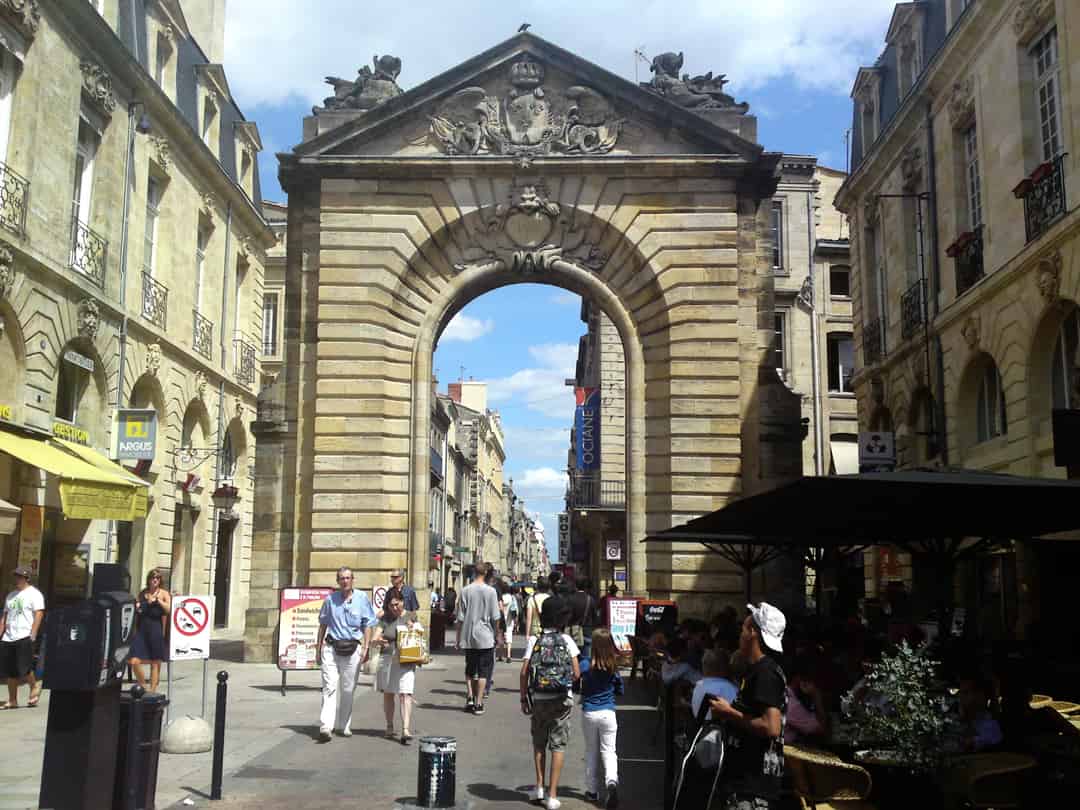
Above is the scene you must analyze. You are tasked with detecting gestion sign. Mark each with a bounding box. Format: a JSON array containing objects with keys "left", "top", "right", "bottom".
[
  {"left": 277, "top": 588, "right": 334, "bottom": 670},
  {"left": 170, "top": 595, "right": 212, "bottom": 661}
]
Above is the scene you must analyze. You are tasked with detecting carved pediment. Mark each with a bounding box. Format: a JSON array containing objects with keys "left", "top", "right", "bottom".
[
  {"left": 295, "top": 33, "right": 763, "bottom": 163},
  {"left": 80, "top": 60, "right": 116, "bottom": 117}
]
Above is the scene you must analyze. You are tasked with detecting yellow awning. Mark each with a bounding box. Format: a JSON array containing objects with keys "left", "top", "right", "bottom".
[
  {"left": 830, "top": 440, "right": 860, "bottom": 475},
  {"left": 0, "top": 431, "right": 148, "bottom": 521}
]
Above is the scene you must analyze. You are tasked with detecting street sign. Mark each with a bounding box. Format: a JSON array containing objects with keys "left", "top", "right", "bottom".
[
  {"left": 613, "top": 565, "right": 626, "bottom": 583},
  {"left": 858, "top": 431, "right": 896, "bottom": 469},
  {"left": 605, "top": 539, "right": 622, "bottom": 561},
  {"left": 372, "top": 585, "right": 388, "bottom": 611},
  {"left": 170, "top": 595, "right": 212, "bottom": 661},
  {"left": 277, "top": 587, "right": 334, "bottom": 671}
]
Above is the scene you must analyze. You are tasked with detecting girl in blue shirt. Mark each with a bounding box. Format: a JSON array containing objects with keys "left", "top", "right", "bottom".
[{"left": 579, "top": 628, "right": 624, "bottom": 808}]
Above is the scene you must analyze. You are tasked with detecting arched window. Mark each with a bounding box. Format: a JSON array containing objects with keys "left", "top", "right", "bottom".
[
  {"left": 1051, "top": 307, "right": 1080, "bottom": 411},
  {"left": 221, "top": 429, "right": 236, "bottom": 480},
  {"left": 976, "top": 361, "right": 1007, "bottom": 442}
]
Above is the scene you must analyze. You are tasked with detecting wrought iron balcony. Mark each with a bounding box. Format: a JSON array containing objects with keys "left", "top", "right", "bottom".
[
  {"left": 569, "top": 474, "right": 625, "bottom": 510},
  {"left": 192, "top": 310, "right": 213, "bottom": 360},
  {"left": 1014, "top": 154, "right": 1068, "bottom": 243},
  {"left": 863, "top": 316, "right": 884, "bottom": 366},
  {"left": 233, "top": 335, "right": 257, "bottom": 387},
  {"left": 141, "top": 271, "right": 168, "bottom": 330},
  {"left": 948, "top": 225, "right": 984, "bottom": 297},
  {"left": 0, "top": 161, "right": 29, "bottom": 235},
  {"left": 70, "top": 217, "right": 108, "bottom": 288},
  {"left": 901, "top": 279, "right": 926, "bottom": 341},
  {"left": 430, "top": 446, "right": 443, "bottom": 479}
]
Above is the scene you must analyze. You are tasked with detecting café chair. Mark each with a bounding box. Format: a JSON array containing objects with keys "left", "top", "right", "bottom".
[
  {"left": 1048, "top": 700, "right": 1080, "bottom": 717},
  {"left": 786, "top": 743, "right": 877, "bottom": 810},
  {"left": 1028, "top": 694, "right": 1052, "bottom": 710},
  {"left": 943, "top": 752, "right": 1036, "bottom": 810}
]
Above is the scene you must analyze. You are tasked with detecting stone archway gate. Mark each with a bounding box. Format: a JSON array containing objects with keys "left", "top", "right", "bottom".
[{"left": 244, "top": 34, "right": 801, "bottom": 659}]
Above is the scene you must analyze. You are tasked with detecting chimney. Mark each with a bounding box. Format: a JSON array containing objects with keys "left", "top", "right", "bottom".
[
  {"left": 181, "top": 0, "right": 227, "bottom": 64},
  {"left": 448, "top": 382, "right": 462, "bottom": 403}
]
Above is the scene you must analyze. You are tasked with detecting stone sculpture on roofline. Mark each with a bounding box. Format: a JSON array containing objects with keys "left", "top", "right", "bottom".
[
  {"left": 320, "top": 54, "right": 403, "bottom": 112},
  {"left": 642, "top": 51, "right": 750, "bottom": 114}
]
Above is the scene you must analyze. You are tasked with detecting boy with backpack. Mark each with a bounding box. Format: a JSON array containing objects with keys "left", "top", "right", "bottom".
[{"left": 520, "top": 595, "right": 580, "bottom": 809}]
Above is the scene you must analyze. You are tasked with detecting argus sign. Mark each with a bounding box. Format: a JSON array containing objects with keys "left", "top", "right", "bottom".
[{"left": 574, "top": 387, "right": 601, "bottom": 473}]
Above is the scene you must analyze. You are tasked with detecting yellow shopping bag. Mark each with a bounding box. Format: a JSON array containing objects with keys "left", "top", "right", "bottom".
[{"left": 398, "top": 624, "right": 427, "bottom": 665}]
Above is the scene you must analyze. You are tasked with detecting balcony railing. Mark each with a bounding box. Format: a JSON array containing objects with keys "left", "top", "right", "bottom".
[
  {"left": 0, "top": 161, "right": 29, "bottom": 235},
  {"left": 233, "top": 335, "right": 257, "bottom": 387},
  {"left": 901, "top": 279, "right": 926, "bottom": 341},
  {"left": 1014, "top": 154, "right": 1068, "bottom": 243},
  {"left": 430, "top": 446, "right": 443, "bottom": 478},
  {"left": 141, "top": 271, "right": 168, "bottom": 330},
  {"left": 192, "top": 310, "right": 213, "bottom": 360},
  {"left": 70, "top": 217, "right": 108, "bottom": 288},
  {"left": 863, "top": 316, "right": 884, "bottom": 366},
  {"left": 949, "top": 225, "right": 984, "bottom": 297},
  {"left": 569, "top": 475, "right": 625, "bottom": 510}
]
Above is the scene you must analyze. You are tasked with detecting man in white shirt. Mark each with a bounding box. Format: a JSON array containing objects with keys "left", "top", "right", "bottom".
[{"left": 0, "top": 566, "right": 45, "bottom": 709}]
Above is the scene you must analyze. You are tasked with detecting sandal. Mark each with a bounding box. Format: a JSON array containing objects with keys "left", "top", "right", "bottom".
[
  {"left": 0, "top": 703, "right": 18, "bottom": 710},
  {"left": 401, "top": 732, "right": 413, "bottom": 745},
  {"left": 28, "top": 685, "right": 42, "bottom": 708},
  {"left": 385, "top": 727, "right": 397, "bottom": 740}
]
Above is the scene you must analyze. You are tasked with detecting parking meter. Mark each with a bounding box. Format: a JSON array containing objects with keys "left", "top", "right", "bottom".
[{"left": 44, "top": 591, "right": 136, "bottom": 691}]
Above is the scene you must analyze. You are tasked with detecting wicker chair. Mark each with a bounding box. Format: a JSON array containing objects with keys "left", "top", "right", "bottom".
[
  {"left": 786, "top": 744, "right": 877, "bottom": 810},
  {"left": 942, "top": 752, "right": 1036, "bottom": 809}
]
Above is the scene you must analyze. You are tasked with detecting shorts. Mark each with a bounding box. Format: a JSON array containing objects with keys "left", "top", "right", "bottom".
[
  {"left": 531, "top": 695, "right": 573, "bottom": 752},
  {"left": 465, "top": 647, "right": 495, "bottom": 681},
  {"left": 0, "top": 637, "right": 34, "bottom": 679}
]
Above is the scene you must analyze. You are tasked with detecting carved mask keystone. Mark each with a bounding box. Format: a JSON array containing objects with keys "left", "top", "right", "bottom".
[
  {"left": 77, "top": 298, "right": 100, "bottom": 340},
  {"left": 0, "top": 241, "right": 14, "bottom": 299},
  {"left": 961, "top": 315, "right": 981, "bottom": 350},
  {"left": 195, "top": 370, "right": 208, "bottom": 401},
  {"left": 900, "top": 145, "right": 923, "bottom": 192},
  {"left": 1013, "top": 0, "right": 1055, "bottom": 45},
  {"left": 146, "top": 342, "right": 162, "bottom": 377},
  {"left": 80, "top": 60, "right": 117, "bottom": 116},
  {"left": 150, "top": 136, "right": 170, "bottom": 174},
  {"left": 0, "top": 0, "right": 40, "bottom": 37},
  {"left": 948, "top": 76, "right": 975, "bottom": 131},
  {"left": 1035, "top": 251, "right": 1062, "bottom": 302}
]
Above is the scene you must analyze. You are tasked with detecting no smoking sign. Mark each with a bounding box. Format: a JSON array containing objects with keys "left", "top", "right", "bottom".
[{"left": 170, "top": 595, "right": 212, "bottom": 661}]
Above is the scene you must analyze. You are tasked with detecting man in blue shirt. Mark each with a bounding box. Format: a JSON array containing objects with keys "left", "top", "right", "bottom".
[
  {"left": 317, "top": 567, "right": 376, "bottom": 741},
  {"left": 389, "top": 569, "right": 420, "bottom": 617}
]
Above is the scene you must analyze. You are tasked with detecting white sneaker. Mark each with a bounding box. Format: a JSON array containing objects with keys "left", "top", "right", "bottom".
[
  {"left": 544, "top": 798, "right": 561, "bottom": 810},
  {"left": 318, "top": 726, "right": 332, "bottom": 741},
  {"left": 341, "top": 727, "right": 352, "bottom": 737},
  {"left": 527, "top": 786, "right": 545, "bottom": 802}
]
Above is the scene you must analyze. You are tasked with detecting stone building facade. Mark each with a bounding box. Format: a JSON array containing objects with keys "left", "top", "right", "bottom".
[
  {"left": 245, "top": 33, "right": 801, "bottom": 657},
  {"left": 0, "top": 0, "right": 272, "bottom": 633},
  {"left": 836, "top": 0, "right": 1080, "bottom": 637}
]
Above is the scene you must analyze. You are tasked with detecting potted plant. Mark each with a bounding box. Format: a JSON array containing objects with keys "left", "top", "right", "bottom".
[{"left": 844, "top": 641, "right": 947, "bottom": 772}]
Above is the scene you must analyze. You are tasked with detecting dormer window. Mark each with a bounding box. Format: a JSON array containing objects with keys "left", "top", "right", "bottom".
[
  {"left": 154, "top": 32, "right": 173, "bottom": 91},
  {"left": 887, "top": 6, "right": 926, "bottom": 100},
  {"left": 201, "top": 95, "right": 217, "bottom": 148}
]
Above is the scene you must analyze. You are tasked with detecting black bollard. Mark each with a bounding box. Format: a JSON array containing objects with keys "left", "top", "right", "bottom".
[
  {"left": 210, "top": 671, "right": 228, "bottom": 801},
  {"left": 416, "top": 736, "right": 456, "bottom": 808},
  {"left": 125, "top": 686, "right": 145, "bottom": 810}
]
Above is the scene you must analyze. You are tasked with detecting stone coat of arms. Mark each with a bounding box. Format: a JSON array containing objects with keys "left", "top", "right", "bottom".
[{"left": 429, "top": 56, "right": 621, "bottom": 157}]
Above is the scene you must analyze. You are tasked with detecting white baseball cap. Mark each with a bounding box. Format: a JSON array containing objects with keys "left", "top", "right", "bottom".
[{"left": 747, "top": 602, "right": 786, "bottom": 653}]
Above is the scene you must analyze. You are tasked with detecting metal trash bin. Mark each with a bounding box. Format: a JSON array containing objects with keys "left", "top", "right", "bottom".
[
  {"left": 114, "top": 692, "right": 169, "bottom": 810},
  {"left": 417, "top": 736, "right": 456, "bottom": 808}
]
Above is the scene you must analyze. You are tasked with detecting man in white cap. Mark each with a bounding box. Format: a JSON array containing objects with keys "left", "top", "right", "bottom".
[{"left": 709, "top": 602, "right": 788, "bottom": 810}]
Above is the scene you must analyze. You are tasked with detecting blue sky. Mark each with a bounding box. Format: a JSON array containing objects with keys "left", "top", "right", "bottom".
[{"left": 223, "top": 0, "right": 897, "bottom": 559}]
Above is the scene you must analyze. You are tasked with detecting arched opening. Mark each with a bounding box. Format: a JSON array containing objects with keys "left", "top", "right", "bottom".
[
  {"left": 0, "top": 298, "right": 26, "bottom": 426},
  {"left": 118, "top": 373, "right": 167, "bottom": 584},
  {"left": 213, "top": 416, "right": 248, "bottom": 628},
  {"left": 959, "top": 352, "right": 1008, "bottom": 451},
  {"left": 907, "top": 387, "right": 939, "bottom": 464},
  {"left": 53, "top": 337, "right": 107, "bottom": 447},
  {"left": 171, "top": 397, "right": 212, "bottom": 594}
]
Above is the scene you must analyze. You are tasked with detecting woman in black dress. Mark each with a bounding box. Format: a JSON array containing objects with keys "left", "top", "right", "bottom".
[{"left": 129, "top": 569, "right": 171, "bottom": 692}]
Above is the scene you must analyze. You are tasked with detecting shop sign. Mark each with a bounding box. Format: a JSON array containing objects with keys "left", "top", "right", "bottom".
[
  {"left": 16, "top": 504, "right": 44, "bottom": 576},
  {"left": 277, "top": 587, "right": 334, "bottom": 670},
  {"left": 116, "top": 408, "right": 157, "bottom": 460},
  {"left": 63, "top": 349, "right": 95, "bottom": 372},
  {"left": 613, "top": 565, "right": 627, "bottom": 583},
  {"left": 607, "top": 597, "right": 638, "bottom": 653},
  {"left": 0, "top": 404, "right": 12, "bottom": 421},
  {"left": 858, "top": 431, "right": 895, "bottom": 470},
  {"left": 574, "top": 387, "right": 601, "bottom": 473},
  {"left": 605, "top": 538, "right": 622, "bottom": 561},
  {"left": 53, "top": 422, "right": 90, "bottom": 445}
]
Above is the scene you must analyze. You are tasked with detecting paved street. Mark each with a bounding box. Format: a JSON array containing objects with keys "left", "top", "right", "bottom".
[{"left": 0, "top": 646, "right": 664, "bottom": 810}]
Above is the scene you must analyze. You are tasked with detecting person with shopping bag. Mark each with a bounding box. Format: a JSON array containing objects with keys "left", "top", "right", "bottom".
[
  {"left": 316, "top": 567, "right": 375, "bottom": 741},
  {"left": 373, "top": 592, "right": 425, "bottom": 745}
]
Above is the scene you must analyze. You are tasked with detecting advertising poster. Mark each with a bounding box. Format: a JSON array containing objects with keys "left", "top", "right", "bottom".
[
  {"left": 574, "top": 387, "right": 601, "bottom": 473},
  {"left": 16, "top": 504, "right": 44, "bottom": 576},
  {"left": 607, "top": 597, "right": 639, "bottom": 653},
  {"left": 277, "top": 587, "right": 334, "bottom": 670}
]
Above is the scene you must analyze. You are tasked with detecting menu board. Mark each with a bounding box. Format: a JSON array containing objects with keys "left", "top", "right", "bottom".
[
  {"left": 607, "top": 597, "right": 639, "bottom": 653},
  {"left": 277, "top": 587, "right": 334, "bottom": 670}
]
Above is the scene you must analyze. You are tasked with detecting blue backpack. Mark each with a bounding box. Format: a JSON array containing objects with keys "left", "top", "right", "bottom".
[{"left": 528, "top": 631, "right": 574, "bottom": 694}]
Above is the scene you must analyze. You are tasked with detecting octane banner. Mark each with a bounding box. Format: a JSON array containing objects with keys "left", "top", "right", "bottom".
[
  {"left": 277, "top": 587, "right": 334, "bottom": 670},
  {"left": 574, "top": 387, "right": 601, "bottom": 473}
]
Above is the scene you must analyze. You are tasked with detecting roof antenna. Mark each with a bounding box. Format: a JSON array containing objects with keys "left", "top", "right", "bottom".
[
  {"left": 518, "top": 23, "right": 531, "bottom": 33},
  {"left": 634, "top": 46, "right": 650, "bottom": 84}
]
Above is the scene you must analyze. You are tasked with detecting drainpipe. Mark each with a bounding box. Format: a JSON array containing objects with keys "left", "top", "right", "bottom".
[
  {"left": 105, "top": 102, "right": 140, "bottom": 563},
  {"left": 211, "top": 203, "right": 233, "bottom": 616},
  {"left": 807, "top": 188, "right": 824, "bottom": 476},
  {"left": 924, "top": 103, "right": 948, "bottom": 463}
]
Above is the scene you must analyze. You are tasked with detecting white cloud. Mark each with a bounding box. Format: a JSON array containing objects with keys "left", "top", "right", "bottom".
[
  {"left": 441, "top": 313, "right": 495, "bottom": 342},
  {"left": 224, "top": 1, "right": 896, "bottom": 111},
  {"left": 550, "top": 291, "right": 580, "bottom": 307},
  {"left": 503, "top": 425, "right": 571, "bottom": 463},
  {"left": 516, "top": 467, "right": 568, "bottom": 491},
  {"left": 485, "top": 342, "right": 577, "bottom": 419}
]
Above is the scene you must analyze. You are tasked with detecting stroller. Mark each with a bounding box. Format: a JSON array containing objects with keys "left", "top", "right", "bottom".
[{"left": 672, "top": 695, "right": 726, "bottom": 810}]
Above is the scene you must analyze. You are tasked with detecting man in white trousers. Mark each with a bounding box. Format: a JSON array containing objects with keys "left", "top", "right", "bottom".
[{"left": 316, "top": 567, "right": 375, "bottom": 741}]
